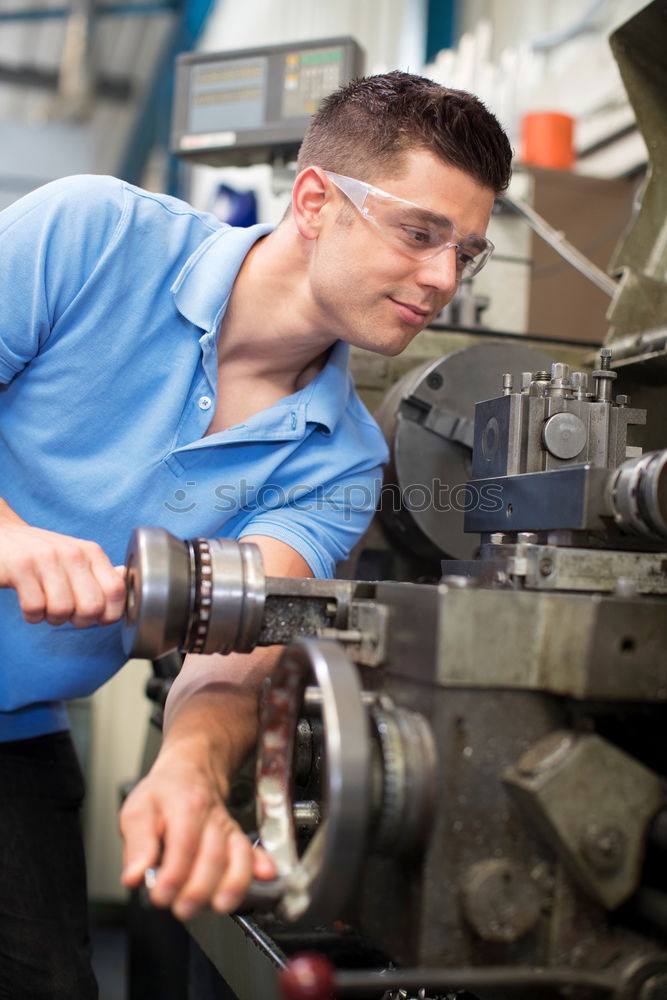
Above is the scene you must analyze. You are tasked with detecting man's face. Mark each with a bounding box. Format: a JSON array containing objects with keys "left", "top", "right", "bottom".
[{"left": 309, "top": 149, "right": 496, "bottom": 356}]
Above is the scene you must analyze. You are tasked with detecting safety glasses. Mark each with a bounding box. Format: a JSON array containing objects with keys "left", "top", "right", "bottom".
[{"left": 323, "top": 170, "right": 494, "bottom": 278}]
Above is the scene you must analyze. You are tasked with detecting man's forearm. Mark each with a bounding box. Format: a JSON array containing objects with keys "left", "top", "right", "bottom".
[{"left": 162, "top": 645, "right": 282, "bottom": 793}]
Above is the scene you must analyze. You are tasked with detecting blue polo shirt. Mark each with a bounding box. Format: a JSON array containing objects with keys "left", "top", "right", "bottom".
[{"left": 0, "top": 175, "right": 388, "bottom": 741}]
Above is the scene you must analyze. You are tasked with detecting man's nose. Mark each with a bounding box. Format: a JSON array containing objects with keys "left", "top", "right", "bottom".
[{"left": 415, "top": 246, "right": 459, "bottom": 296}]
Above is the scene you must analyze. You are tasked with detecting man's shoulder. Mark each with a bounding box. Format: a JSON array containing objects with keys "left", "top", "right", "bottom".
[
  {"left": 0, "top": 175, "right": 130, "bottom": 255},
  {"left": 3, "top": 175, "right": 221, "bottom": 235},
  {"left": 15, "top": 173, "right": 126, "bottom": 212}
]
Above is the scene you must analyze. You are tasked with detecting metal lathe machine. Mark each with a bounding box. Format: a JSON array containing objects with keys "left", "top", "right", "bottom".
[{"left": 123, "top": 335, "right": 667, "bottom": 1000}]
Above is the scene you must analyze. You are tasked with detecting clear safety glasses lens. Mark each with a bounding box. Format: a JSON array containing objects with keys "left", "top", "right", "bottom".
[{"left": 324, "top": 171, "right": 494, "bottom": 278}]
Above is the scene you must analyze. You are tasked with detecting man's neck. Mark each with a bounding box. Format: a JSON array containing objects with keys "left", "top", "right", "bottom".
[
  {"left": 216, "top": 225, "right": 336, "bottom": 385},
  {"left": 202, "top": 225, "right": 338, "bottom": 435}
]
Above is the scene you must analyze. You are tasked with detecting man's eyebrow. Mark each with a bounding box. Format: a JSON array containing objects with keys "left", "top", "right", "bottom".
[
  {"left": 406, "top": 207, "right": 487, "bottom": 243},
  {"left": 396, "top": 204, "right": 455, "bottom": 229}
]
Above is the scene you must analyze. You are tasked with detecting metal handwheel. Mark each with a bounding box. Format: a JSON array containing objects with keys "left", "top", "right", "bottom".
[{"left": 250, "top": 637, "right": 372, "bottom": 923}]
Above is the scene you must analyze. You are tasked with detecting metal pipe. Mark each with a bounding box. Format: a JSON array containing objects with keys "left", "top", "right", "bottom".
[
  {"left": 332, "top": 965, "right": 617, "bottom": 997},
  {"left": 499, "top": 193, "right": 619, "bottom": 298}
]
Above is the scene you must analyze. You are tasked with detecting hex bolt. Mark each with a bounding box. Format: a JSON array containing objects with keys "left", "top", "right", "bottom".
[
  {"left": 600, "top": 348, "right": 613, "bottom": 370},
  {"left": 616, "top": 394, "right": 629, "bottom": 407},
  {"left": 550, "top": 362, "right": 570, "bottom": 382},
  {"left": 502, "top": 373, "right": 513, "bottom": 395},
  {"left": 580, "top": 823, "right": 626, "bottom": 873}
]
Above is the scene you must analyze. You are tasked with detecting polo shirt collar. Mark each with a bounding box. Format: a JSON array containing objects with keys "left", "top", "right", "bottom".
[
  {"left": 171, "top": 223, "right": 273, "bottom": 333},
  {"left": 170, "top": 222, "right": 351, "bottom": 436},
  {"left": 301, "top": 339, "right": 350, "bottom": 433},
  {"left": 175, "top": 339, "right": 351, "bottom": 452}
]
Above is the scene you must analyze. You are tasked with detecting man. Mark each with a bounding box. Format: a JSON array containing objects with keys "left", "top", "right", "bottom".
[{"left": 0, "top": 71, "right": 511, "bottom": 997}]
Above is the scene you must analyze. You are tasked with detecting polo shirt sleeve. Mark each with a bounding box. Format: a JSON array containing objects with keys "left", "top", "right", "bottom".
[
  {"left": 0, "top": 175, "right": 127, "bottom": 384},
  {"left": 235, "top": 405, "right": 389, "bottom": 579}
]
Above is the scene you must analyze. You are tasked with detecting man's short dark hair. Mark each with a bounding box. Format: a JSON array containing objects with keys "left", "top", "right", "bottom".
[{"left": 297, "top": 70, "right": 513, "bottom": 194}]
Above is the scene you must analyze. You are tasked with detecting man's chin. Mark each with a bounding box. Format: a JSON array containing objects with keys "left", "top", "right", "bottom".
[{"left": 355, "top": 328, "right": 424, "bottom": 357}]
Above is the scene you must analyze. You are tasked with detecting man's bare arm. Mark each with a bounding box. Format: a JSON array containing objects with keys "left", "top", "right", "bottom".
[{"left": 119, "top": 535, "right": 313, "bottom": 919}]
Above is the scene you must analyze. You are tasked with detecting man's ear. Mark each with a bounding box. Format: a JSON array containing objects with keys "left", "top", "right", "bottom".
[{"left": 291, "top": 167, "right": 330, "bottom": 240}]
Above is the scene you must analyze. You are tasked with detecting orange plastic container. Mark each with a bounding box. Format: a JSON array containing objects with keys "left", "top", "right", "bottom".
[{"left": 520, "top": 111, "right": 575, "bottom": 170}]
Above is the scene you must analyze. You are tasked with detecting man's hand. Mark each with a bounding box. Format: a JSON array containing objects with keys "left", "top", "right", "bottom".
[
  {"left": 119, "top": 728, "right": 276, "bottom": 919},
  {"left": 0, "top": 500, "right": 125, "bottom": 626}
]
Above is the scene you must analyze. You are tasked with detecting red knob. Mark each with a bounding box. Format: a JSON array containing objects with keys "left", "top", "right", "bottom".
[{"left": 278, "top": 953, "right": 336, "bottom": 1000}]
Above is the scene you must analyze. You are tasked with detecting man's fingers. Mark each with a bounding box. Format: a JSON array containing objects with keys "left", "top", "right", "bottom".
[
  {"left": 64, "top": 555, "right": 108, "bottom": 627},
  {"left": 143, "top": 794, "right": 208, "bottom": 908},
  {"left": 14, "top": 576, "right": 47, "bottom": 624},
  {"left": 119, "top": 791, "right": 165, "bottom": 889},
  {"left": 124, "top": 795, "right": 262, "bottom": 920},
  {"left": 37, "top": 557, "right": 78, "bottom": 626},
  {"left": 171, "top": 814, "right": 251, "bottom": 921},
  {"left": 252, "top": 843, "right": 277, "bottom": 881},
  {"left": 210, "top": 829, "right": 257, "bottom": 913},
  {"left": 90, "top": 557, "right": 127, "bottom": 625},
  {"left": 0, "top": 524, "right": 125, "bottom": 628}
]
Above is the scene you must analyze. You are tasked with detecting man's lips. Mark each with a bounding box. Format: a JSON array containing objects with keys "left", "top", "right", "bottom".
[{"left": 389, "top": 297, "right": 432, "bottom": 324}]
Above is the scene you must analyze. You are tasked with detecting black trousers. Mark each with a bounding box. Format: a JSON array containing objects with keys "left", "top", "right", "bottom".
[{"left": 0, "top": 731, "right": 97, "bottom": 1000}]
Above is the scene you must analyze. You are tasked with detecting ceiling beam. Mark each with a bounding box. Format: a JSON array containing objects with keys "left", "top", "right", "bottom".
[
  {"left": 0, "top": 3, "right": 178, "bottom": 22},
  {"left": 0, "top": 62, "right": 132, "bottom": 100}
]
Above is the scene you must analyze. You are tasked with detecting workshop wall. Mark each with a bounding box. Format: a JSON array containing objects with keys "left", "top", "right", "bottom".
[
  {"left": 458, "top": 0, "right": 651, "bottom": 61},
  {"left": 443, "top": 0, "right": 651, "bottom": 176},
  {"left": 200, "top": 0, "right": 427, "bottom": 78}
]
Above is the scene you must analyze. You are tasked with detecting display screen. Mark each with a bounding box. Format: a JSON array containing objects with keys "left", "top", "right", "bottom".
[
  {"left": 172, "top": 37, "right": 363, "bottom": 166},
  {"left": 188, "top": 56, "right": 267, "bottom": 134}
]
